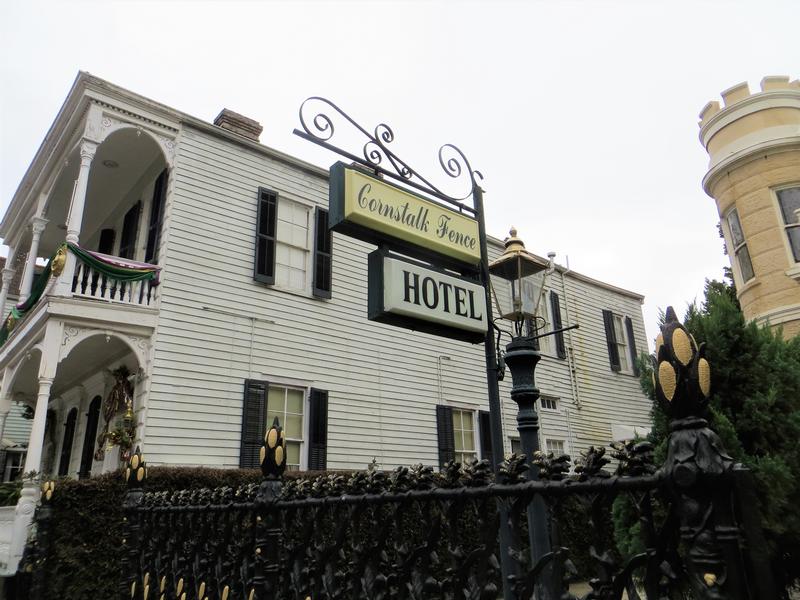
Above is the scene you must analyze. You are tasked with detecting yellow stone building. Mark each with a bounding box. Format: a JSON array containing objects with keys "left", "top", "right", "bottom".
[{"left": 699, "top": 76, "right": 800, "bottom": 338}]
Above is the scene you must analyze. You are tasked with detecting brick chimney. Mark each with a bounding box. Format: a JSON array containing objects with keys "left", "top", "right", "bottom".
[{"left": 213, "top": 109, "right": 263, "bottom": 142}]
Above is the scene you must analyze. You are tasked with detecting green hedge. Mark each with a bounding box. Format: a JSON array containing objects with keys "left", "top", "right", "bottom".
[
  {"left": 0, "top": 481, "right": 21, "bottom": 507},
  {"left": 26, "top": 467, "right": 346, "bottom": 599}
]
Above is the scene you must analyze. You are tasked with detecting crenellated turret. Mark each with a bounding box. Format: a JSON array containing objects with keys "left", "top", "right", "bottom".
[{"left": 698, "top": 76, "right": 800, "bottom": 338}]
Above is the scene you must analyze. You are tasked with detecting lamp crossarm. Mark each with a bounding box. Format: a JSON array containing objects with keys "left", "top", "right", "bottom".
[{"left": 528, "top": 323, "right": 580, "bottom": 341}]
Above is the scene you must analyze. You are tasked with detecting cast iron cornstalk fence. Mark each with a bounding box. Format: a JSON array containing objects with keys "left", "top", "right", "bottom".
[{"left": 105, "top": 309, "right": 776, "bottom": 600}]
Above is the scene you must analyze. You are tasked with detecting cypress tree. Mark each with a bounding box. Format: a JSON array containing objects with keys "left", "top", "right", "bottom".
[{"left": 616, "top": 272, "right": 800, "bottom": 594}]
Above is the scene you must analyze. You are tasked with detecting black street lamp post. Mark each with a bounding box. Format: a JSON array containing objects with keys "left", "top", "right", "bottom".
[{"left": 490, "top": 229, "right": 577, "bottom": 599}]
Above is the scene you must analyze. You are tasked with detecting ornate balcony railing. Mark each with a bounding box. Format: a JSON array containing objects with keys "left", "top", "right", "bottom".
[
  {"left": 0, "top": 243, "right": 160, "bottom": 347},
  {"left": 71, "top": 253, "right": 159, "bottom": 306}
]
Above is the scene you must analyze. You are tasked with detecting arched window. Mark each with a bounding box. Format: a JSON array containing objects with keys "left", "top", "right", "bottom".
[
  {"left": 58, "top": 408, "right": 78, "bottom": 477},
  {"left": 79, "top": 397, "right": 102, "bottom": 479}
]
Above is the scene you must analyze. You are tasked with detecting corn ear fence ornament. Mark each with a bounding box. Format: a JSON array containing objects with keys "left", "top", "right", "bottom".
[{"left": 107, "top": 310, "right": 777, "bottom": 600}]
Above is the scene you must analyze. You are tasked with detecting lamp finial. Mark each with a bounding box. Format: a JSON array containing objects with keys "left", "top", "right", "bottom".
[{"left": 504, "top": 228, "right": 526, "bottom": 254}]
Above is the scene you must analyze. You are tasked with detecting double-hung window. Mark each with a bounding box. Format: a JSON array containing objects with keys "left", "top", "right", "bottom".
[
  {"left": 776, "top": 186, "right": 800, "bottom": 265},
  {"left": 267, "top": 386, "right": 304, "bottom": 471},
  {"left": 275, "top": 198, "right": 310, "bottom": 292},
  {"left": 435, "top": 406, "right": 494, "bottom": 469},
  {"left": 545, "top": 438, "right": 566, "bottom": 456},
  {"left": 602, "top": 310, "right": 640, "bottom": 375},
  {"left": 452, "top": 409, "right": 477, "bottom": 465},
  {"left": 726, "top": 208, "right": 755, "bottom": 283},
  {"left": 240, "top": 380, "right": 328, "bottom": 471},
  {"left": 254, "top": 188, "right": 332, "bottom": 296}
]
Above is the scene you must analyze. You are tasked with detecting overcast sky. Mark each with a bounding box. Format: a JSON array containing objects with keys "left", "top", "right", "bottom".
[{"left": 1, "top": 1, "right": 798, "bottom": 346}]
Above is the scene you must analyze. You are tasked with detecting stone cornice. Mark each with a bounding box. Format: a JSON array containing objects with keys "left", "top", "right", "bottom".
[{"left": 702, "top": 138, "right": 800, "bottom": 194}]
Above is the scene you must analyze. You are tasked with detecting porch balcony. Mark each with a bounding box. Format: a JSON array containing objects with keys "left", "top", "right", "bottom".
[{"left": 0, "top": 120, "right": 169, "bottom": 576}]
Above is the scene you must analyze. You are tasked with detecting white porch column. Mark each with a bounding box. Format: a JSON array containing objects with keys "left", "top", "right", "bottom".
[
  {"left": 0, "top": 366, "right": 12, "bottom": 443},
  {"left": 66, "top": 140, "right": 97, "bottom": 246},
  {"left": 53, "top": 140, "right": 96, "bottom": 297},
  {"left": 9, "top": 376, "right": 53, "bottom": 570},
  {"left": 0, "top": 246, "right": 17, "bottom": 320},
  {"left": 18, "top": 217, "right": 48, "bottom": 304},
  {"left": 22, "top": 376, "right": 53, "bottom": 475}
]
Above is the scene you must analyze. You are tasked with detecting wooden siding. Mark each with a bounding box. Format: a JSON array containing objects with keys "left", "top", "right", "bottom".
[
  {"left": 143, "top": 124, "right": 651, "bottom": 469},
  {"left": 2, "top": 405, "right": 31, "bottom": 446}
]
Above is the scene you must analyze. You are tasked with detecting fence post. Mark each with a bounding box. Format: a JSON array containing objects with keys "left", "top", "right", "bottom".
[
  {"left": 120, "top": 447, "right": 146, "bottom": 600},
  {"left": 654, "top": 308, "right": 757, "bottom": 600},
  {"left": 28, "top": 480, "right": 55, "bottom": 600},
  {"left": 733, "top": 465, "right": 779, "bottom": 599},
  {"left": 253, "top": 417, "right": 285, "bottom": 599}
]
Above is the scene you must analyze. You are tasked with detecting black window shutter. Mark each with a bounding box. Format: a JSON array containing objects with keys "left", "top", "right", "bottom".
[
  {"left": 550, "top": 291, "right": 566, "bottom": 359},
  {"left": 312, "top": 207, "right": 333, "bottom": 299},
  {"left": 308, "top": 388, "right": 329, "bottom": 471},
  {"left": 97, "top": 229, "right": 116, "bottom": 254},
  {"left": 625, "top": 316, "right": 640, "bottom": 376},
  {"left": 602, "top": 309, "right": 621, "bottom": 372},
  {"left": 240, "top": 380, "right": 267, "bottom": 468},
  {"left": 524, "top": 317, "right": 541, "bottom": 350},
  {"left": 58, "top": 408, "right": 78, "bottom": 477},
  {"left": 254, "top": 188, "right": 277, "bottom": 284},
  {"left": 478, "top": 410, "right": 494, "bottom": 468},
  {"left": 118, "top": 201, "right": 142, "bottom": 259},
  {"left": 79, "top": 396, "right": 102, "bottom": 479},
  {"left": 435, "top": 405, "right": 455, "bottom": 469},
  {"left": 145, "top": 169, "right": 168, "bottom": 264}
]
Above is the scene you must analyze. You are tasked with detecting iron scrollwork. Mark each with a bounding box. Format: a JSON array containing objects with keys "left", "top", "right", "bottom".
[{"left": 294, "top": 96, "right": 482, "bottom": 210}]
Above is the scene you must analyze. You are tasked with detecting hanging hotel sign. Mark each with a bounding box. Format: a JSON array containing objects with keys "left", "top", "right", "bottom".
[
  {"left": 329, "top": 162, "right": 481, "bottom": 267},
  {"left": 368, "top": 250, "right": 486, "bottom": 343}
]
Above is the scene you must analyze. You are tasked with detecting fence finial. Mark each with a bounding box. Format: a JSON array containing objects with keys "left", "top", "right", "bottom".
[
  {"left": 260, "top": 417, "right": 287, "bottom": 479},
  {"left": 654, "top": 306, "right": 711, "bottom": 420},
  {"left": 124, "top": 446, "right": 147, "bottom": 486}
]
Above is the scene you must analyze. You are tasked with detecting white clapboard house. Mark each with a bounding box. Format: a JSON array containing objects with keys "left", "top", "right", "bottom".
[{"left": 0, "top": 73, "right": 651, "bottom": 574}]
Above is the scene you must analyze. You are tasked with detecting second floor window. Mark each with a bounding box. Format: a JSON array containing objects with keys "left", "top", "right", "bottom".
[
  {"left": 275, "top": 198, "right": 310, "bottom": 292},
  {"left": 254, "top": 189, "right": 332, "bottom": 297},
  {"left": 602, "top": 310, "right": 640, "bottom": 376},
  {"left": 777, "top": 187, "right": 800, "bottom": 263},
  {"left": 726, "top": 208, "right": 754, "bottom": 283}
]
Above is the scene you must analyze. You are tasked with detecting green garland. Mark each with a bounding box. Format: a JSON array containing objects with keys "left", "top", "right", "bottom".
[
  {"left": 0, "top": 244, "right": 160, "bottom": 347},
  {"left": 66, "top": 243, "right": 159, "bottom": 283}
]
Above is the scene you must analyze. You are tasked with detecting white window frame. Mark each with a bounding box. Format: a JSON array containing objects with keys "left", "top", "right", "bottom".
[
  {"left": 539, "top": 395, "right": 559, "bottom": 413},
  {"left": 544, "top": 438, "right": 567, "bottom": 456},
  {"left": 723, "top": 207, "right": 755, "bottom": 286},
  {"left": 2, "top": 449, "right": 26, "bottom": 482},
  {"left": 509, "top": 437, "right": 521, "bottom": 457},
  {"left": 773, "top": 184, "right": 800, "bottom": 270},
  {"left": 265, "top": 382, "right": 309, "bottom": 471},
  {"left": 611, "top": 313, "right": 632, "bottom": 374},
  {"left": 272, "top": 194, "right": 315, "bottom": 297},
  {"left": 451, "top": 407, "right": 478, "bottom": 464}
]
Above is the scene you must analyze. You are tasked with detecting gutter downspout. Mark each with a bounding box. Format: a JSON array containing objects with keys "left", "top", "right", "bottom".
[{"left": 559, "top": 258, "right": 581, "bottom": 410}]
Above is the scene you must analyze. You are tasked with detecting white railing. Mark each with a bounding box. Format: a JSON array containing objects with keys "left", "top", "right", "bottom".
[{"left": 72, "top": 261, "right": 159, "bottom": 307}]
